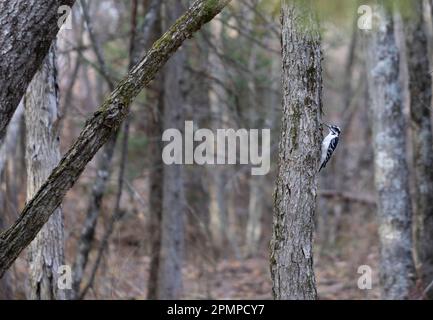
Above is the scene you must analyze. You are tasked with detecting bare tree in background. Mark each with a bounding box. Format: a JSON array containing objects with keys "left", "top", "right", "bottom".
[
  {"left": 144, "top": 6, "right": 165, "bottom": 301},
  {"left": 25, "top": 45, "right": 66, "bottom": 300},
  {"left": 270, "top": 0, "right": 322, "bottom": 300},
  {"left": 402, "top": 1, "right": 433, "bottom": 298},
  {"left": 156, "top": 0, "right": 187, "bottom": 299},
  {"left": 207, "top": 17, "right": 230, "bottom": 254},
  {"left": 367, "top": 3, "right": 415, "bottom": 299}
]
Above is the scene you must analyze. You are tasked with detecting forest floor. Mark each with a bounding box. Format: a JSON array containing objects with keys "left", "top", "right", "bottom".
[
  {"left": 70, "top": 247, "right": 381, "bottom": 300},
  {"left": 9, "top": 176, "right": 381, "bottom": 300},
  {"left": 11, "top": 239, "right": 380, "bottom": 300}
]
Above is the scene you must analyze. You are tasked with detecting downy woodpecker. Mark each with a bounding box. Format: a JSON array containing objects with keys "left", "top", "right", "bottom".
[{"left": 319, "top": 124, "right": 341, "bottom": 172}]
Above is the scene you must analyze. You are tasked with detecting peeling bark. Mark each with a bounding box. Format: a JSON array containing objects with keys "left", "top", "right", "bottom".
[
  {"left": 270, "top": 0, "right": 322, "bottom": 300},
  {"left": 0, "top": 0, "right": 232, "bottom": 278}
]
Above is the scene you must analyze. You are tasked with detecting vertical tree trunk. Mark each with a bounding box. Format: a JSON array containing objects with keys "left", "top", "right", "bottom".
[
  {"left": 25, "top": 45, "right": 66, "bottom": 300},
  {"left": 141, "top": 0, "right": 164, "bottom": 300},
  {"left": 367, "top": 3, "right": 416, "bottom": 299},
  {"left": 245, "top": 0, "right": 263, "bottom": 258},
  {"left": 403, "top": 1, "right": 433, "bottom": 298},
  {"left": 0, "top": 102, "right": 24, "bottom": 299},
  {"left": 146, "top": 76, "right": 164, "bottom": 299},
  {"left": 207, "top": 17, "right": 231, "bottom": 255},
  {"left": 156, "top": 0, "right": 187, "bottom": 299},
  {"left": 270, "top": 0, "right": 322, "bottom": 300}
]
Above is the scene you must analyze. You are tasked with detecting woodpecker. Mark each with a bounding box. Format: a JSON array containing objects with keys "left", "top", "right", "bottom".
[{"left": 319, "top": 124, "right": 341, "bottom": 172}]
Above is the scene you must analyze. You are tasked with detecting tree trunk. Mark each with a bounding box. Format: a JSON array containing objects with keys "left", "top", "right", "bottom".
[
  {"left": 0, "top": 104, "right": 24, "bottom": 299},
  {"left": 246, "top": 175, "right": 264, "bottom": 257},
  {"left": 207, "top": 17, "right": 231, "bottom": 255},
  {"left": 0, "top": 0, "right": 232, "bottom": 278},
  {"left": 25, "top": 45, "right": 66, "bottom": 300},
  {"left": 270, "top": 0, "right": 322, "bottom": 300},
  {"left": 156, "top": 0, "right": 187, "bottom": 300},
  {"left": 146, "top": 76, "right": 164, "bottom": 299},
  {"left": 366, "top": 3, "right": 416, "bottom": 299},
  {"left": 0, "top": 0, "right": 75, "bottom": 142},
  {"left": 245, "top": 1, "right": 263, "bottom": 258},
  {"left": 403, "top": 1, "right": 433, "bottom": 298}
]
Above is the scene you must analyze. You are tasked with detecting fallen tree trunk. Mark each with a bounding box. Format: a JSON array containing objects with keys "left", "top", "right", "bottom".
[{"left": 0, "top": 0, "right": 231, "bottom": 278}]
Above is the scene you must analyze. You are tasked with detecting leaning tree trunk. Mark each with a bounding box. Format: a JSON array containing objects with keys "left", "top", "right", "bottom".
[
  {"left": 0, "top": 0, "right": 232, "bottom": 279},
  {"left": 0, "top": 0, "right": 75, "bottom": 142},
  {"left": 156, "top": 0, "right": 187, "bottom": 300},
  {"left": 402, "top": 1, "right": 433, "bottom": 298},
  {"left": 366, "top": 3, "right": 416, "bottom": 300},
  {"left": 25, "top": 45, "right": 66, "bottom": 300},
  {"left": 270, "top": 0, "right": 322, "bottom": 300}
]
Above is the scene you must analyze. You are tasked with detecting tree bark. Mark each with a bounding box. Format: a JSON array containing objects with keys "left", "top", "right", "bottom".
[
  {"left": 0, "top": 0, "right": 232, "bottom": 278},
  {"left": 145, "top": 3, "right": 165, "bottom": 300},
  {"left": 270, "top": 0, "right": 322, "bottom": 300},
  {"left": 0, "top": 102, "right": 23, "bottom": 300},
  {"left": 156, "top": 0, "right": 187, "bottom": 300},
  {"left": 0, "top": 0, "right": 75, "bottom": 142},
  {"left": 366, "top": 3, "right": 416, "bottom": 299},
  {"left": 146, "top": 79, "right": 164, "bottom": 299},
  {"left": 208, "top": 17, "right": 230, "bottom": 255},
  {"left": 25, "top": 45, "right": 66, "bottom": 300},
  {"left": 402, "top": 1, "right": 433, "bottom": 298}
]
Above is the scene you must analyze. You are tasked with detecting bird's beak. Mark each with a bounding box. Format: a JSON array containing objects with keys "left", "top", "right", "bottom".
[{"left": 320, "top": 122, "right": 331, "bottom": 129}]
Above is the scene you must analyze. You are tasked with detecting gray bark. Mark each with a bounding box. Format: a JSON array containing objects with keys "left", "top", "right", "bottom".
[
  {"left": 0, "top": 0, "right": 75, "bottom": 142},
  {"left": 270, "top": 0, "right": 322, "bottom": 300},
  {"left": 0, "top": 103, "right": 24, "bottom": 178},
  {"left": 145, "top": 3, "right": 165, "bottom": 300},
  {"left": 146, "top": 78, "right": 164, "bottom": 299},
  {"left": 245, "top": 1, "right": 263, "bottom": 257},
  {"left": 0, "top": 0, "right": 232, "bottom": 278},
  {"left": 366, "top": 3, "right": 416, "bottom": 299},
  {"left": 402, "top": 1, "right": 433, "bottom": 298},
  {"left": 25, "top": 45, "right": 66, "bottom": 300},
  {"left": 208, "top": 17, "right": 230, "bottom": 254},
  {"left": 156, "top": 0, "right": 187, "bottom": 300},
  {"left": 0, "top": 103, "right": 23, "bottom": 299}
]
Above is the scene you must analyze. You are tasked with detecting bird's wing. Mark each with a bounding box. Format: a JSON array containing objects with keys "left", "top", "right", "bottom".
[{"left": 320, "top": 136, "right": 339, "bottom": 171}]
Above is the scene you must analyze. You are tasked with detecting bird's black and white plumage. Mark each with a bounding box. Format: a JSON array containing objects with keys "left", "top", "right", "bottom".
[{"left": 319, "top": 124, "right": 341, "bottom": 172}]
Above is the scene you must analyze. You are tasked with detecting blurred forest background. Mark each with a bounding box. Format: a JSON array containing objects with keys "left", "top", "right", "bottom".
[{"left": 1, "top": 0, "right": 433, "bottom": 300}]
